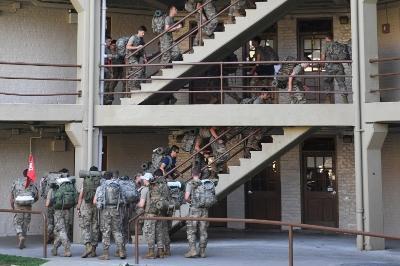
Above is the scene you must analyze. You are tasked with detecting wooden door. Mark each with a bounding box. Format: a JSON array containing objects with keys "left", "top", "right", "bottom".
[
  {"left": 302, "top": 152, "right": 338, "bottom": 227},
  {"left": 246, "top": 162, "right": 281, "bottom": 229}
]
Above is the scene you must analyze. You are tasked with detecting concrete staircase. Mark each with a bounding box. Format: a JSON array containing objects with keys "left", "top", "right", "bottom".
[
  {"left": 121, "top": 0, "right": 299, "bottom": 105},
  {"left": 172, "top": 126, "right": 314, "bottom": 229}
]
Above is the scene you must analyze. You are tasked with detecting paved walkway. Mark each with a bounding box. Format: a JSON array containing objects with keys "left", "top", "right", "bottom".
[{"left": 1, "top": 230, "right": 400, "bottom": 266}]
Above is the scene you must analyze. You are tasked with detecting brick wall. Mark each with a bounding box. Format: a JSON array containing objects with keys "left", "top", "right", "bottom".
[
  {"left": 382, "top": 132, "right": 400, "bottom": 235},
  {"left": 280, "top": 145, "right": 302, "bottom": 224},
  {"left": 336, "top": 136, "right": 356, "bottom": 230}
]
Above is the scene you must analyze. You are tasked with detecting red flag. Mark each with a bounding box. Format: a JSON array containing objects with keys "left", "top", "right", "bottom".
[{"left": 26, "top": 154, "right": 36, "bottom": 188}]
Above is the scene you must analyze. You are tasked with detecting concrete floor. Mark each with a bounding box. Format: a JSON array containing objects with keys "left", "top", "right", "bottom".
[{"left": 0, "top": 230, "right": 400, "bottom": 266}]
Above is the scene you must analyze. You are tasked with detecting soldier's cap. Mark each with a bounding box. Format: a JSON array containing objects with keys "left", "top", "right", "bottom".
[{"left": 141, "top": 173, "right": 153, "bottom": 181}]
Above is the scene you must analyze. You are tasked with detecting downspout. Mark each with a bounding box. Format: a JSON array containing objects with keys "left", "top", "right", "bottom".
[
  {"left": 98, "top": 0, "right": 107, "bottom": 170},
  {"left": 87, "top": 0, "right": 95, "bottom": 169},
  {"left": 351, "top": 0, "right": 365, "bottom": 251}
]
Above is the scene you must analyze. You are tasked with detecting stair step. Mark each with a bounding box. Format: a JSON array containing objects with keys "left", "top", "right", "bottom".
[
  {"left": 239, "top": 158, "right": 251, "bottom": 165},
  {"left": 218, "top": 173, "right": 230, "bottom": 180},
  {"left": 228, "top": 165, "right": 241, "bottom": 174}
]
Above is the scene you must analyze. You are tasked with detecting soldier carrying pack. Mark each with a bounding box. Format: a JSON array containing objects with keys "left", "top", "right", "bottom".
[
  {"left": 118, "top": 176, "right": 138, "bottom": 204},
  {"left": 147, "top": 177, "right": 171, "bottom": 215},
  {"left": 191, "top": 179, "right": 217, "bottom": 209},
  {"left": 116, "top": 36, "right": 130, "bottom": 60},
  {"left": 52, "top": 177, "right": 78, "bottom": 210},
  {"left": 167, "top": 181, "right": 185, "bottom": 209},
  {"left": 95, "top": 178, "right": 124, "bottom": 209},
  {"left": 181, "top": 130, "right": 198, "bottom": 153},
  {"left": 79, "top": 170, "right": 102, "bottom": 204},
  {"left": 272, "top": 56, "right": 297, "bottom": 89},
  {"left": 13, "top": 178, "right": 38, "bottom": 206},
  {"left": 40, "top": 172, "right": 69, "bottom": 199},
  {"left": 152, "top": 10, "right": 167, "bottom": 34},
  {"left": 326, "top": 41, "right": 351, "bottom": 61},
  {"left": 149, "top": 147, "right": 171, "bottom": 174}
]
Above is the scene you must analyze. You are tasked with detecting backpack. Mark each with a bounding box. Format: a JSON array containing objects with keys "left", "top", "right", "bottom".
[
  {"left": 40, "top": 172, "right": 68, "bottom": 199},
  {"left": 152, "top": 10, "right": 166, "bottom": 34},
  {"left": 327, "top": 41, "right": 351, "bottom": 61},
  {"left": 273, "top": 56, "right": 297, "bottom": 89},
  {"left": 13, "top": 178, "right": 37, "bottom": 206},
  {"left": 53, "top": 178, "right": 78, "bottom": 210},
  {"left": 191, "top": 179, "right": 217, "bottom": 209},
  {"left": 147, "top": 177, "right": 171, "bottom": 215},
  {"left": 167, "top": 181, "right": 185, "bottom": 209},
  {"left": 240, "top": 96, "right": 258, "bottom": 104},
  {"left": 104, "top": 179, "right": 123, "bottom": 206},
  {"left": 80, "top": 171, "right": 101, "bottom": 204},
  {"left": 116, "top": 36, "right": 130, "bottom": 60},
  {"left": 149, "top": 147, "right": 170, "bottom": 173},
  {"left": 181, "top": 130, "right": 197, "bottom": 152},
  {"left": 118, "top": 177, "right": 138, "bottom": 204}
]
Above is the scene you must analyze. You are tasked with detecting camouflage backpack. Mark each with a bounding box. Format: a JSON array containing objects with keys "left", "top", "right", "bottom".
[
  {"left": 53, "top": 178, "right": 78, "bottom": 210},
  {"left": 116, "top": 36, "right": 130, "bottom": 60},
  {"left": 118, "top": 176, "right": 138, "bottom": 204},
  {"left": 79, "top": 170, "right": 102, "bottom": 204},
  {"left": 272, "top": 56, "right": 297, "bottom": 89},
  {"left": 13, "top": 178, "right": 38, "bottom": 206},
  {"left": 167, "top": 181, "right": 185, "bottom": 209},
  {"left": 181, "top": 130, "right": 197, "bottom": 152},
  {"left": 147, "top": 177, "right": 171, "bottom": 215},
  {"left": 191, "top": 179, "right": 217, "bottom": 209},
  {"left": 327, "top": 41, "right": 351, "bottom": 61},
  {"left": 104, "top": 179, "right": 123, "bottom": 206},
  {"left": 40, "top": 172, "right": 68, "bottom": 199},
  {"left": 152, "top": 10, "right": 166, "bottom": 34},
  {"left": 149, "top": 147, "right": 171, "bottom": 173}
]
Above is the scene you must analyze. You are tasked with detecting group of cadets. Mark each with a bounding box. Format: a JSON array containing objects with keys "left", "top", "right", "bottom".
[{"left": 9, "top": 132, "right": 224, "bottom": 260}]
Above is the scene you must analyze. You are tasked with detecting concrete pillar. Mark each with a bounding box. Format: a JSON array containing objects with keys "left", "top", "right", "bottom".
[
  {"left": 362, "top": 123, "right": 388, "bottom": 250},
  {"left": 227, "top": 185, "right": 245, "bottom": 229}
]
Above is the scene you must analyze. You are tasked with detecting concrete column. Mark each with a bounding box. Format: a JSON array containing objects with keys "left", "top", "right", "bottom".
[
  {"left": 227, "top": 185, "right": 245, "bottom": 229},
  {"left": 362, "top": 123, "right": 388, "bottom": 250},
  {"left": 358, "top": 0, "right": 380, "bottom": 103}
]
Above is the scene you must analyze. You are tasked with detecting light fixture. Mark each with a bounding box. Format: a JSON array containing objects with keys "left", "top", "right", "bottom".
[
  {"left": 382, "top": 4, "right": 390, "bottom": 34},
  {"left": 339, "top": 16, "right": 349, "bottom": 25}
]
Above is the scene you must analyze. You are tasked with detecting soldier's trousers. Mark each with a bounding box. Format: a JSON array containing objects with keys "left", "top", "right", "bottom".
[
  {"left": 127, "top": 57, "right": 144, "bottom": 91},
  {"left": 186, "top": 207, "right": 209, "bottom": 248},
  {"left": 54, "top": 209, "right": 72, "bottom": 250},
  {"left": 229, "top": 0, "right": 246, "bottom": 15},
  {"left": 79, "top": 203, "right": 99, "bottom": 246},
  {"left": 185, "top": 0, "right": 217, "bottom": 36},
  {"left": 13, "top": 205, "right": 31, "bottom": 236},
  {"left": 100, "top": 207, "right": 124, "bottom": 251},
  {"left": 162, "top": 211, "right": 173, "bottom": 247},
  {"left": 47, "top": 206, "right": 55, "bottom": 237},
  {"left": 324, "top": 63, "right": 348, "bottom": 98},
  {"left": 104, "top": 67, "right": 123, "bottom": 104},
  {"left": 210, "top": 136, "right": 229, "bottom": 172},
  {"left": 160, "top": 35, "right": 181, "bottom": 65},
  {"left": 143, "top": 213, "right": 164, "bottom": 249},
  {"left": 289, "top": 84, "right": 306, "bottom": 104}
]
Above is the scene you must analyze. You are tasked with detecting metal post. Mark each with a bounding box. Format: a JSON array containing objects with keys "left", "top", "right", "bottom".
[
  {"left": 100, "top": 0, "right": 106, "bottom": 105},
  {"left": 288, "top": 226, "right": 294, "bottom": 266},
  {"left": 220, "top": 63, "right": 224, "bottom": 104}
]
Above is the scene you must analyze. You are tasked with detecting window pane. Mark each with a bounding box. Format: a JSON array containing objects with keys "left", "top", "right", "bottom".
[
  {"left": 316, "top": 157, "right": 324, "bottom": 169},
  {"left": 307, "top": 157, "right": 315, "bottom": 168},
  {"left": 324, "top": 157, "right": 333, "bottom": 168},
  {"left": 304, "top": 39, "right": 312, "bottom": 49},
  {"left": 313, "top": 39, "right": 321, "bottom": 49}
]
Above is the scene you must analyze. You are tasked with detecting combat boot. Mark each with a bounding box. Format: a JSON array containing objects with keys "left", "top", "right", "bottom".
[
  {"left": 157, "top": 248, "right": 165, "bottom": 259},
  {"left": 164, "top": 245, "right": 171, "bottom": 257},
  {"left": 199, "top": 247, "right": 206, "bottom": 258},
  {"left": 114, "top": 248, "right": 120, "bottom": 257},
  {"left": 144, "top": 247, "right": 156, "bottom": 259},
  {"left": 98, "top": 249, "right": 109, "bottom": 260},
  {"left": 81, "top": 243, "right": 92, "bottom": 258},
  {"left": 119, "top": 248, "right": 127, "bottom": 259},
  {"left": 90, "top": 245, "right": 97, "bottom": 257},
  {"left": 17, "top": 234, "right": 25, "bottom": 249},
  {"left": 51, "top": 246, "right": 58, "bottom": 256},
  {"left": 184, "top": 244, "right": 198, "bottom": 258},
  {"left": 64, "top": 247, "right": 72, "bottom": 257}
]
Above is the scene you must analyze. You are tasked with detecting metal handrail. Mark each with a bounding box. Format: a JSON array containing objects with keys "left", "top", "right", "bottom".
[
  {"left": 133, "top": 215, "right": 400, "bottom": 265},
  {"left": 0, "top": 208, "right": 47, "bottom": 258},
  {"left": 0, "top": 61, "right": 81, "bottom": 68},
  {"left": 127, "top": 212, "right": 144, "bottom": 245},
  {"left": 370, "top": 72, "right": 400, "bottom": 78},
  {"left": 102, "top": 90, "right": 352, "bottom": 95},
  {"left": 125, "top": 0, "right": 213, "bottom": 60},
  {"left": 369, "top": 57, "right": 400, "bottom": 63},
  {"left": 0, "top": 76, "right": 81, "bottom": 82},
  {"left": 0, "top": 91, "right": 81, "bottom": 97}
]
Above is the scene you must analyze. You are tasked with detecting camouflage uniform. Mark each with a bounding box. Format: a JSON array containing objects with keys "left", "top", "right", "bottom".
[
  {"left": 104, "top": 48, "right": 123, "bottom": 104},
  {"left": 79, "top": 202, "right": 99, "bottom": 247},
  {"left": 160, "top": 16, "right": 181, "bottom": 65},
  {"left": 126, "top": 35, "right": 145, "bottom": 91},
  {"left": 289, "top": 64, "right": 306, "bottom": 104},
  {"left": 186, "top": 181, "right": 209, "bottom": 251},
  {"left": 142, "top": 186, "right": 164, "bottom": 250},
  {"left": 185, "top": 0, "right": 217, "bottom": 37},
  {"left": 198, "top": 128, "right": 228, "bottom": 173},
  {"left": 228, "top": 0, "right": 246, "bottom": 16},
  {"left": 11, "top": 178, "right": 38, "bottom": 239},
  {"left": 53, "top": 209, "right": 72, "bottom": 252},
  {"left": 100, "top": 207, "right": 124, "bottom": 252},
  {"left": 47, "top": 207, "right": 55, "bottom": 239},
  {"left": 323, "top": 41, "right": 348, "bottom": 102}
]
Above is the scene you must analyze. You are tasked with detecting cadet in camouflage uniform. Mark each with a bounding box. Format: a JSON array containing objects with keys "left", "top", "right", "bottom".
[
  {"left": 10, "top": 169, "right": 39, "bottom": 249},
  {"left": 288, "top": 60, "right": 311, "bottom": 104},
  {"left": 46, "top": 188, "right": 73, "bottom": 257},
  {"left": 160, "top": 5, "right": 182, "bottom": 65},
  {"left": 184, "top": 168, "right": 209, "bottom": 258},
  {"left": 94, "top": 171, "right": 126, "bottom": 260},
  {"left": 136, "top": 173, "right": 165, "bottom": 259},
  {"left": 77, "top": 166, "right": 100, "bottom": 258},
  {"left": 185, "top": 0, "right": 218, "bottom": 42},
  {"left": 126, "top": 26, "right": 147, "bottom": 92},
  {"left": 321, "top": 34, "right": 349, "bottom": 103}
]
